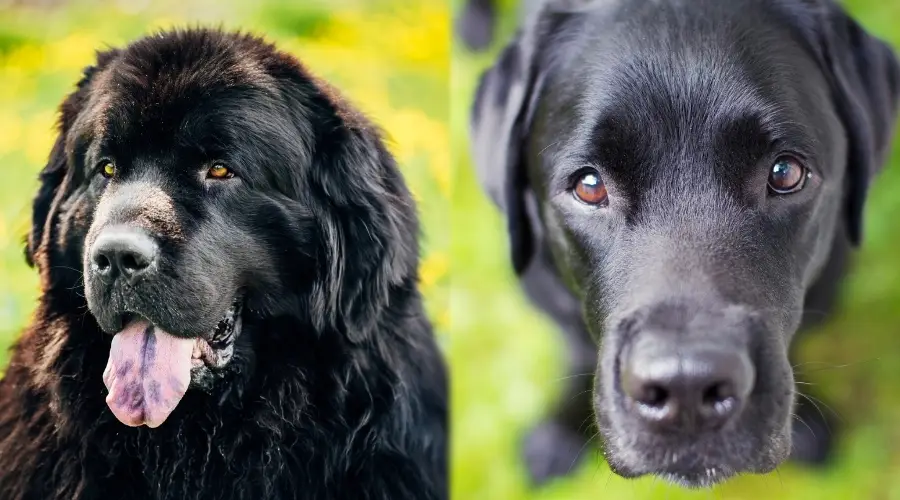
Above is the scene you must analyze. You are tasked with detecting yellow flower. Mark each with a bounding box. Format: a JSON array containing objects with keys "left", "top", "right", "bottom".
[
  {"left": 4, "top": 44, "right": 46, "bottom": 74},
  {"left": 420, "top": 252, "right": 448, "bottom": 288}
]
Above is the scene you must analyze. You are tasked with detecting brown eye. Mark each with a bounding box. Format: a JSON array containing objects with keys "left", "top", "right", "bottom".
[
  {"left": 768, "top": 156, "right": 808, "bottom": 194},
  {"left": 207, "top": 164, "right": 234, "bottom": 180},
  {"left": 573, "top": 170, "right": 608, "bottom": 205}
]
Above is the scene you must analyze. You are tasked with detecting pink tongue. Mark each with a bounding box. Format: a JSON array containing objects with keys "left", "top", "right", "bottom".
[{"left": 103, "top": 320, "right": 196, "bottom": 428}]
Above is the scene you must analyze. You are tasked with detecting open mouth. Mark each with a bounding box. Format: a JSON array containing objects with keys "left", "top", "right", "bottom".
[
  {"left": 191, "top": 296, "right": 243, "bottom": 370},
  {"left": 102, "top": 294, "right": 244, "bottom": 428}
]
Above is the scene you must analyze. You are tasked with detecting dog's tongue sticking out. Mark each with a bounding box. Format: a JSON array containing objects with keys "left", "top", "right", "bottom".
[{"left": 103, "top": 320, "right": 195, "bottom": 428}]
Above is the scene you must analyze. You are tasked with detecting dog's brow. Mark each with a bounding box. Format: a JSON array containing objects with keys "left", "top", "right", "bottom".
[
  {"left": 718, "top": 113, "right": 819, "bottom": 162},
  {"left": 66, "top": 65, "right": 118, "bottom": 157}
]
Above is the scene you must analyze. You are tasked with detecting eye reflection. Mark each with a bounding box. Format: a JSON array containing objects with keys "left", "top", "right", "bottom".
[
  {"left": 768, "top": 156, "right": 808, "bottom": 194},
  {"left": 573, "top": 170, "right": 609, "bottom": 206}
]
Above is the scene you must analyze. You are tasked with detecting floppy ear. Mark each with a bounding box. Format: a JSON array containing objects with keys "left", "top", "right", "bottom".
[
  {"left": 269, "top": 54, "right": 420, "bottom": 343},
  {"left": 816, "top": 3, "right": 900, "bottom": 245},
  {"left": 470, "top": 31, "right": 542, "bottom": 274},
  {"left": 25, "top": 136, "right": 68, "bottom": 269},
  {"left": 309, "top": 126, "right": 419, "bottom": 343},
  {"left": 25, "top": 57, "right": 115, "bottom": 270},
  {"left": 274, "top": 69, "right": 418, "bottom": 343}
]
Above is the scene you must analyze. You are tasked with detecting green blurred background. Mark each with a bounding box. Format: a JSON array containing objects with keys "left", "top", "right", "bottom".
[{"left": 450, "top": 0, "right": 900, "bottom": 499}]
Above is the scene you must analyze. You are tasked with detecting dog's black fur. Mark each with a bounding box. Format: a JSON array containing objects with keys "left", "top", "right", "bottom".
[
  {"left": 0, "top": 29, "right": 447, "bottom": 500},
  {"left": 471, "top": 0, "right": 899, "bottom": 487}
]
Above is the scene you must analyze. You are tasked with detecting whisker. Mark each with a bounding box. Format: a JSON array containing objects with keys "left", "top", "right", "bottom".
[
  {"left": 553, "top": 372, "right": 594, "bottom": 383},
  {"left": 576, "top": 413, "right": 596, "bottom": 435},
  {"left": 797, "top": 391, "right": 843, "bottom": 425},
  {"left": 569, "top": 430, "right": 600, "bottom": 474},
  {"left": 791, "top": 412, "right": 816, "bottom": 439},
  {"left": 48, "top": 265, "right": 85, "bottom": 276},
  {"left": 538, "top": 140, "right": 561, "bottom": 156},
  {"left": 793, "top": 358, "right": 881, "bottom": 375}
]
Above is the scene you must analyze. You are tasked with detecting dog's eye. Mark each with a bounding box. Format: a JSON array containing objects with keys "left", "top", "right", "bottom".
[
  {"left": 768, "top": 156, "right": 809, "bottom": 194},
  {"left": 573, "top": 170, "right": 608, "bottom": 205},
  {"left": 207, "top": 164, "right": 234, "bottom": 180},
  {"left": 100, "top": 162, "right": 116, "bottom": 179}
]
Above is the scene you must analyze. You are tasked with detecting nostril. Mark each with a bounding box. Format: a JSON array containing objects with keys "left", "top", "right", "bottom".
[
  {"left": 94, "top": 253, "right": 112, "bottom": 274},
  {"left": 636, "top": 383, "right": 669, "bottom": 408},
  {"left": 702, "top": 380, "right": 735, "bottom": 413},
  {"left": 702, "top": 381, "right": 734, "bottom": 405},
  {"left": 120, "top": 252, "right": 147, "bottom": 273}
]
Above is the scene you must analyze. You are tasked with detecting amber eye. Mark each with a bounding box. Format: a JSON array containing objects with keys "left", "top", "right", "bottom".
[
  {"left": 573, "top": 170, "right": 609, "bottom": 205},
  {"left": 768, "top": 156, "right": 809, "bottom": 194},
  {"left": 100, "top": 161, "right": 116, "bottom": 179},
  {"left": 207, "top": 164, "right": 234, "bottom": 180}
]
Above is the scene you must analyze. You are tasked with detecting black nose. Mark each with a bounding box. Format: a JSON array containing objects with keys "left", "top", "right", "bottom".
[
  {"left": 621, "top": 339, "right": 755, "bottom": 432},
  {"left": 90, "top": 227, "right": 158, "bottom": 282}
]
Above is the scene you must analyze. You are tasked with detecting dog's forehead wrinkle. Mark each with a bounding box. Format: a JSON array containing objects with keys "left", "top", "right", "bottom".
[
  {"left": 91, "top": 34, "right": 304, "bottom": 150},
  {"left": 562, "top": 0, "right": 825, "bottom": 156}
]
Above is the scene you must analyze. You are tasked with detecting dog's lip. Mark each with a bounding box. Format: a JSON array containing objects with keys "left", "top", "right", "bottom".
[
  {"left": 191, "top": 337, "right": 220, "bottom": 368},
  {"left": 192, "top": 293, "right": 244, "bottom": 368},
  {"left": 609, "top": 458, "right": 739, "bottom": 487},
  {"left": 656, "top": 467, "right": 738, "bottom": 488},
  {"left": 602, "top": 419, "right": 771, "bottom": 486},
  {"left": 116, "top": 293, "right": 243, "bottom": 337},
  {"left": 117, "top": 292, "right": 244, "bottom": 369}
]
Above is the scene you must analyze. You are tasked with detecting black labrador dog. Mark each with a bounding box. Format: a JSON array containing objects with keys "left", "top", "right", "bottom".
[
  {"left": 0, "top": 29, "right": 447, "bottom": 500},
  {"left": 471, "top": 0, "right": 899, "bottom": 488}
]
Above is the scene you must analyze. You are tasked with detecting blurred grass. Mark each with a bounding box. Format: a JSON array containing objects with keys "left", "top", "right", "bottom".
[
  {"left": 0, "top": 1, "right": 449, "bottom": 363},
  {"left": 449, "top": 0, "right": 900, "bottom": 499}
]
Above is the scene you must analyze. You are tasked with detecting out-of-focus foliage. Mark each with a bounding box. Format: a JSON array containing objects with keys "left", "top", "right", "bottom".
[
  {"left": 450, "top": 0, "right": 900, "bottom": 498},
  {"left": 0, "top": 0, "right": 450, "bottom": 364}
]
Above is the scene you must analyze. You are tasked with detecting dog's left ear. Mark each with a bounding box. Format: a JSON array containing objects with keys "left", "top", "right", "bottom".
[
  {"left": 274, "top": 59, "right": 418, "bottom": 343},
  {"left": 312, "top": 126, "right": 419, "bottom": 343},
  {"left": 814, "top": 3, "right": 900, "bottom": 245}
]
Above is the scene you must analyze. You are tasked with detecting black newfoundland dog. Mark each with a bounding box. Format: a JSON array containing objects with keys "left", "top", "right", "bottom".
[
  {"left": 471, "top": 0, "right": 898, "bottom": 488},
  {"left": 0, "top": 29, "right": 447, "bottom": 500}
]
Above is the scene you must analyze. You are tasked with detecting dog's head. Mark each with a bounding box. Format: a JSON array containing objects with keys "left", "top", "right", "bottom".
[
  {"left": 472, "top": 0, "right": 899, "bottom": 486},
  {"left": 25, "top": 29, "right": 417, "bottom": 428}
]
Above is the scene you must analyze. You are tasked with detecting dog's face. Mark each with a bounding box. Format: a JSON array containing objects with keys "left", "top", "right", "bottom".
[
  {"left": 26, "top": 30, "right": 416, "bottom": 429},
  {"left": 472, "top": 0, "right": 899, "bottom": 486}
]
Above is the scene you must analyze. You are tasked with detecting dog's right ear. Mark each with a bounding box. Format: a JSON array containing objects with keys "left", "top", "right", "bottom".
[
  {"left": 25, "top": 52, "right": 117, "bottom": 270},
  {"left": 470, "top": 32, "right": 542, "bottom": 274},
  {"left": 808, "top": 2, "right": 900, "bottom": 245},
  {"left": 24, "top": 136, "right": 67, "bottom": 269}
]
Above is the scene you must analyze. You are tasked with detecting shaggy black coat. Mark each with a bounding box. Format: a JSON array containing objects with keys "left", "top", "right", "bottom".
[{"left": 0, "top": 29, "right": 447, "bottom": 500}]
